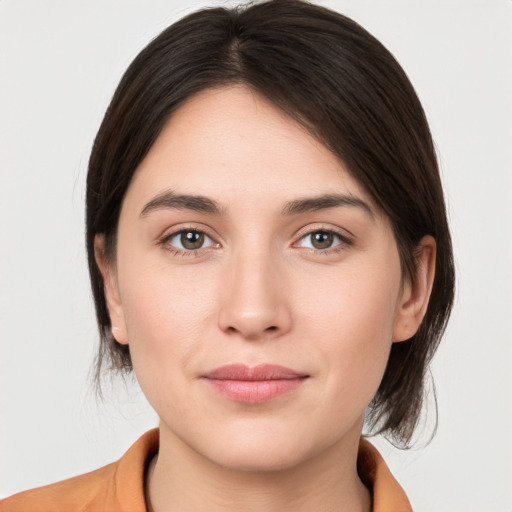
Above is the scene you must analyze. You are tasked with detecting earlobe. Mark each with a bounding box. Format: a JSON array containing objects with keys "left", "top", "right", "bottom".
[
  {"left": 392, "top": 235, "right": 436, "bottom": 343},
  {"left": 94, "top": 234, "right": 129, "bottom": 345}
]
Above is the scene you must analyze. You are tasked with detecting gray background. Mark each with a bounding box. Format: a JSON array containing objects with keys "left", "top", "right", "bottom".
[{"left": 1, "top": 1, "right": 511, "bottom": 511}]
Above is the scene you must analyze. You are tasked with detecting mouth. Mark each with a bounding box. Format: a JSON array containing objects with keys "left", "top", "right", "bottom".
[{"left": 201, "top": 364, "right": 309, "bottom": 404}]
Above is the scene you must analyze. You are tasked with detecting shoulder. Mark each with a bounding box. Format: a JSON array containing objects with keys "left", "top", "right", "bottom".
[
  {"left": 357, "top": 438, "right": 413, "bottom": 512},
  {"left": 0, "top": 429, "right": 159, "bottom": 512},
  {"left": 0, "top": 463, "right": 118, "bottom": 512}
]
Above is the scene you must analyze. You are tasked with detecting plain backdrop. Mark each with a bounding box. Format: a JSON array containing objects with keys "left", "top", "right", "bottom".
[{"left": 0, "top": 1, "right": 511, "bottom": 511}]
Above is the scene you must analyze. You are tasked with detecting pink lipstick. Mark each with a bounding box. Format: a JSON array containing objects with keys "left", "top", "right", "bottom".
[{"left": 202, "top": 364, "right": 308, "bottom": 404}]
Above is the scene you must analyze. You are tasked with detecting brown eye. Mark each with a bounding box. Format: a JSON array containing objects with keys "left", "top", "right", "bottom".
[
  {"left": 296, "top": 230, "right": 347, "bottom": 252},
  {"left": 310, "top": 231, "right": 334, "bottom": 249},
  {"left": 165, "top": 229, "right": 216, "bottom": 253},
  {"left": 180, "top": 231, "right": 205, "bottom": 250}
]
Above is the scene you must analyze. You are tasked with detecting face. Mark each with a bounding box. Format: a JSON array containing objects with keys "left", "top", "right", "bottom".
[{"left": 98, "top": 86, "right": 426, "bottom": 472}]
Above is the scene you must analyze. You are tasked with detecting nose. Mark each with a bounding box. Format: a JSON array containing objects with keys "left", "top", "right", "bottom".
[{"left": 217, "top": 247, "right": 292, "bottom": 341}]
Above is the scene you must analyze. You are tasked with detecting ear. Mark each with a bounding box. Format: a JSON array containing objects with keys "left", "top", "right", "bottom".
[
  {"left": 94, "top": 234, "right": 128, "bottom": 345},
  {"left": 393, "top": 235, "right": 436, "bottom": 343}
]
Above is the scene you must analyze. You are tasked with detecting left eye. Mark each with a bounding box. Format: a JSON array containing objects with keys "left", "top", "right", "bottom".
[
  {"left": 297, "top": 230, "right": 345, "bottom": 250},
  {"left": 165, "top": 230, "right": 216, "bottom": 251}
]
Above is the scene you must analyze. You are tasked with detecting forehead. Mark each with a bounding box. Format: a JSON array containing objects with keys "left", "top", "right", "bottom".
[{"left": 124, "top": 86, "right": 375, "bottom": 214}]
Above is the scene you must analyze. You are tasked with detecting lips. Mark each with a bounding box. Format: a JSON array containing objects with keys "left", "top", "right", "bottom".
[{"left": 202, "top": 364, "right": 309, "bottom": 404}]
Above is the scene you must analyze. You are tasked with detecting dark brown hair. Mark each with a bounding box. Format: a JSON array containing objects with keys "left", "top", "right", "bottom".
[{"left": 86, "top": 0, "right": 455, "bottom": 446}]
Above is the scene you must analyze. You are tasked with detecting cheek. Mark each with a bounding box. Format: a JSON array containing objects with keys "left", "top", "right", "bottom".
[
  {"left": 117, "top": 257, "right": 219, "bottom": 379},
  {"left": 117, "top": 262, "right": 223, "bottom": 428},
  {"left": 301, "top": 260, "right": 400, "bottom": 337},
  {"left": 297, "top": 261, "right": 401, "bottom": 398}
]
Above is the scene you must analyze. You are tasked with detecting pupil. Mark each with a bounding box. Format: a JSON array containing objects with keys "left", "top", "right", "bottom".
[
  {"left": 312, "top": 231, "right": 333, "bottom": 249},
  {"left": 181, "top": 231, "right": 204, "bottom": 250}
]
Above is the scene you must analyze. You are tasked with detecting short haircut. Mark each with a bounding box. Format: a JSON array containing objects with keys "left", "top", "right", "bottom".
[{"left": 86, "top": 0, "right": 455, "bottom": 447}]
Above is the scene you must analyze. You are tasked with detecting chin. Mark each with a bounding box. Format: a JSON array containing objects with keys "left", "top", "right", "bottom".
[
  {"left": 205, "top": 441, "right": 308, "bottom": 473},
  {"left": 188, "top": 420, "right": 335, "bottom": 474}
]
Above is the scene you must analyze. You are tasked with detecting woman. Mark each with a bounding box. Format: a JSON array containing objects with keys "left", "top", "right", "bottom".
[{"left": 1, "top": 1, "right": 454, "bottom": 510}]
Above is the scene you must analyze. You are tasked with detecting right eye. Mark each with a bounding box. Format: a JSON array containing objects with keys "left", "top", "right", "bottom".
[{"left": 163, "top": 229, "right": 217, "bottom": 255}]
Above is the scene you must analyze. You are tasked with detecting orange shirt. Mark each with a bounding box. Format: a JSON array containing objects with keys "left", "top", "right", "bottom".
[{"left": 0, "top": 429, "right": 411, "bottom": 512}]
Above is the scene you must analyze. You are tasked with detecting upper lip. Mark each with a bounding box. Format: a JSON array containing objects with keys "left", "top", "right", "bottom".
[{"left": 203, "top": 364, "right": 308, "bottom": 381}]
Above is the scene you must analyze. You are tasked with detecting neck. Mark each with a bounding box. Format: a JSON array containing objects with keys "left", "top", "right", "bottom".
[{"left": 146, "top": 423, "right": 371, "bottom": 512}]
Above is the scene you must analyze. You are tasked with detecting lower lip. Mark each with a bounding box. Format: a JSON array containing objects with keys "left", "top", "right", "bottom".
[{"left": 204, "top": 378, "right": 306, "bottom": 404}]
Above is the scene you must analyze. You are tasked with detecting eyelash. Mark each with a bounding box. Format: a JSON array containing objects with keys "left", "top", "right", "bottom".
[
  {"left": 294, "top": 228, "right": 352, "bottom": 255},
  {"left": 160, "top": 226, "right": 218, "bottom": 258},
  {"left": 160, "top": 226, "right": 352, "bottom": 257}
]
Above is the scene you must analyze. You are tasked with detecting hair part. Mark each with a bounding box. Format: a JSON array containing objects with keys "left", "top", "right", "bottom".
[{"left": 86, "top": 0, "right": 455, "bottom": 447}]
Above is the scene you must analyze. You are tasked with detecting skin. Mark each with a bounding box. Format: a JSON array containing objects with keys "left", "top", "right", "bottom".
[{"left": 96, "top": 86, "right": 435, "bottom": 512}]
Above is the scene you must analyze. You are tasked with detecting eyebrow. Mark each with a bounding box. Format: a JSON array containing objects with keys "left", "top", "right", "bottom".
[
  {"left": 140, "top": 190, "right": 374, "bottom": 219},
  {"left": 281, "top": 193, "right": 374, "bottom": 218},
  {"left": 140, "top": 190, "right": 225, "bottom": 217}
]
